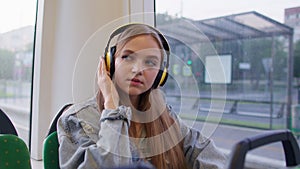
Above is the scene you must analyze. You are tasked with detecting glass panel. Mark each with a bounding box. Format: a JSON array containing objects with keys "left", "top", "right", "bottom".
[
  {"left": 156, "top": 0, "right": 299, "bottom": 167},
  {"left": 0, "top": 0, "right": 37, "bottom": 146}
]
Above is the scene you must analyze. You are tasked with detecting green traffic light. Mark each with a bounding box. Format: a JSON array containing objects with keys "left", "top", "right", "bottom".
[{"left": 187, "top": 60, "right": 192, "bottom": 65}]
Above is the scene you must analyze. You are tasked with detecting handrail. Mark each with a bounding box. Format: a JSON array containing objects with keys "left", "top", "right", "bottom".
[{"left": 226, "top": 129, "right": 300, "bottom": 169}]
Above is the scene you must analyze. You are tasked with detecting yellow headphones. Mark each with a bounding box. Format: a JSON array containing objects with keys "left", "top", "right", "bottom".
[{"left": 104, "top": 23, "right": 170, "bottom": 89}]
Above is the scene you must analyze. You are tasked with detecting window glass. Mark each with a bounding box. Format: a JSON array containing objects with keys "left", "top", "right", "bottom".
[
  {"left": 155, "top": 0, "right": 300, "bottom": 166},
  {"left": 156, "top": 0, "right": 299, "bottom": 128},
  {"left": 0, "top": 0, "right": 37, "bottom": 146}
]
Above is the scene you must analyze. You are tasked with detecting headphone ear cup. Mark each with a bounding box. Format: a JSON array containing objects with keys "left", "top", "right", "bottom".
[
  {"left": 152, "top": 68, "right": 168, "bottom": 89},
  {"left": 104, "top": 46, "right": 116, "bottom": 79},
  {"left": 104, "top": 52, "right": 111, "bottom": 72},
  {"left": 109, "top": 46, "right": 116, "bottom": 78},
  {"left": 159, "top": 68, "right": 168, "bottom": 86}
]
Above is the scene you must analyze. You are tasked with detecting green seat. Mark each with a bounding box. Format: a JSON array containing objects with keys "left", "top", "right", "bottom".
[
  {"left": 0, "top": 134, "right": 31, "bottom": 169},
  {"left": 43, "top": 104, "right": 72, "bottom": 169},
  {"left": 43, "top": 131, "right": 60, "bottom": 169}
]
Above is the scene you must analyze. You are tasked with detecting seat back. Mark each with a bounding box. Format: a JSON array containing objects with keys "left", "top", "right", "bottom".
[
  {"left": 0, "top": 134, "right": 31, "bottom": 169},
  {"left": 0, "top": 109, "right": 18, "bottom": 136},
  {"left": 226, "top": 129, "right": 300, "bottom": 169},
  {"left": 47, "top": 103, "right": 73, "bottom": 136},
  {"left": 43, "top": 132, "right": 59, "bottom": 169},
  {"left": 43, "top": 103, "right": 73, "bottom": 169}
]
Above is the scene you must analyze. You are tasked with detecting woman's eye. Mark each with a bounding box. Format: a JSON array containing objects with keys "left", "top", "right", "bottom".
[
  {"left": 121, "top": 55, "right": 132, "bottom": 60},
  {"left": 145, "top": 60, "right": 158, "bottom": 67}
]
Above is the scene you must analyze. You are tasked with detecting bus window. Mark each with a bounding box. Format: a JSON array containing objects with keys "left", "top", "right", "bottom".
[
  {"left": 0, "top": 0, "right": 37, "bottom": 146},
  {"left": 155, "top": 0, "right": 300, "bottom": 168}
]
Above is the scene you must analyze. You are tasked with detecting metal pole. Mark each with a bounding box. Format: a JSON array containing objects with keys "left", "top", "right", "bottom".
[
  {"left": 287, "top": 34, "right": 294, "bottom": 129},
  {"left": 269, "top": 36, "right": 275, "bottom": 129},
  {"left": 298, "top": 87, "right": 300, "bottom": 104}
]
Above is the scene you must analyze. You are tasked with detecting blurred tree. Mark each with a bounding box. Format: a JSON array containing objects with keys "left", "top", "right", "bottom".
[
  {"left": 0, "top": 49, "right": 15, "bottom": 80},
  {"left": 294, "top": 40, "right": 300, "bottom": 104},
  {"left": 243, "top": 38, "right": 286, "bottom": 90}
]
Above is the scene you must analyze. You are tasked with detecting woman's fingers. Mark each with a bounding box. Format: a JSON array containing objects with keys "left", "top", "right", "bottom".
[
  {"left": 98, "top": 58, "right": 107, "bottom": 82},
  {"left": 97, "top": 57, "right": 119, "bottom": 109}
]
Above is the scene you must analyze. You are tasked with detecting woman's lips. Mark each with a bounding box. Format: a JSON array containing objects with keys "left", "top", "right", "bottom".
[{"left": 130, "top": 78, "right": 143, "bottom": 85}]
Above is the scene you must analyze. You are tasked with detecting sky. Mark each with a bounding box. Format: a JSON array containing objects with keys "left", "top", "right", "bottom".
[
  {"left": 0, "top": 0, "right": 299, "bottom": 33},
  {"left": 0, "top": 0, "right": 36, "bottom": 33},
  {"left": 156, "top": 0, "right": 300, "bottom": 23}
]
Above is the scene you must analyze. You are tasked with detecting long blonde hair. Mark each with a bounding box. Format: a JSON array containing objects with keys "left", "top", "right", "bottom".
[{"left": 97, "top": 24, "right": 187, "bottom": 169}]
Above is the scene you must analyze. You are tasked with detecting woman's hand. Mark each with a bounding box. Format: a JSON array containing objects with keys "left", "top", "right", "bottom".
[{"left": 97, "top": 58, "right": 119, "bottom": 109}]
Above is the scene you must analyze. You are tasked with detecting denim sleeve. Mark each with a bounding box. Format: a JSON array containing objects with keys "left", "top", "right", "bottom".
[
  {"left": 57, "top": 105, "right": 133, "bottom": 169},
  {"left": 183, "top": 127, "right": 227, "bottom": 169}
]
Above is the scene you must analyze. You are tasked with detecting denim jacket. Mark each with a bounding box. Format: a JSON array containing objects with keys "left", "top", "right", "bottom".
[{"left": 57, "top": 97, "right": 226, "bottom": 169}]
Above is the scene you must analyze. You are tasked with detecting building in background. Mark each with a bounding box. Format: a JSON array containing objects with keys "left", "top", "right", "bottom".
[{"left": 285, "top": 6, "right": 300, "bottom": 42}]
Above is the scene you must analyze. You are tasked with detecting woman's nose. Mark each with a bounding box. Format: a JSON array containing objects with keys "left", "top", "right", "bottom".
[{"left": 131, "top": 61, "right": 144, "bottom": 73}]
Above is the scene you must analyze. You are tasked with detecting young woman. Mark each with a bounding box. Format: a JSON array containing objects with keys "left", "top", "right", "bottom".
[{"left": 57, "top": 23, "right": 226, "bottom": 169}]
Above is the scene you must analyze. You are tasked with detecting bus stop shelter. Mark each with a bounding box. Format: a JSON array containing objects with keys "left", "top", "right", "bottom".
[{"left": 157, "top": 11, "right": 294, "bottom": 129}]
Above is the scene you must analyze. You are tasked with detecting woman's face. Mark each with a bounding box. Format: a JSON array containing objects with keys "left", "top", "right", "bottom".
[{"left": 113, "top": 35, "right": 162, "bottom": 96}]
